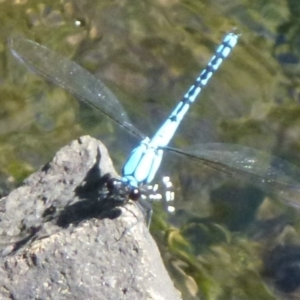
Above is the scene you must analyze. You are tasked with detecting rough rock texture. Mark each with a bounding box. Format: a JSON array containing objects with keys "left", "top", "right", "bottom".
[{"left": 0, "top": 136, "right": 181, "bottom": 300}]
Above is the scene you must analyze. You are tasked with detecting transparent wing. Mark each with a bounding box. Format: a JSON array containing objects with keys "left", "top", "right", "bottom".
[
  {"left": 165, "top": 143, "right": 300, "bottom": 208},
  {"left": 9, "top": 36, "right": 145, "bottom": 139}
]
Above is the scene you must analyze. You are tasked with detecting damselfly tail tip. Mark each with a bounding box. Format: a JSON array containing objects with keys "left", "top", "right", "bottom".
[{"left": 228, "top": 28, "right": 242, "bottom": 37}]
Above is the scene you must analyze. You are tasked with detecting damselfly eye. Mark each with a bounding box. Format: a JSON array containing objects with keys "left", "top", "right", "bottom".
[
  {"left": 129, "top": 188, "right": 140, "bottom": 201},
  {"left": 106, "top": 177, "right": 120, "bottom": 191}
]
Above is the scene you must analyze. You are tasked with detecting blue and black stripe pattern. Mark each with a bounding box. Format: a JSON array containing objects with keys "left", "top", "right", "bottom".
[{"left": 122, "top": 32, "right": 239, "bottom": 188}]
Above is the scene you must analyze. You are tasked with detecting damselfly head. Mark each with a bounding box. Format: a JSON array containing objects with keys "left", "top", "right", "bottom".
[{"left": 105, "top": 175, "right": 140, "bottom": 205}]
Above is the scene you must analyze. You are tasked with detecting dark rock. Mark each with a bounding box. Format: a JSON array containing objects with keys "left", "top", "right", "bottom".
[{"left": 0, "top": 136, "right": 181, "bottom": 300}]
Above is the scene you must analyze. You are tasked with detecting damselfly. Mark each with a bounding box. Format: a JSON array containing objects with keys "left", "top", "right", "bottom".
[{"left": 10, "top": 32, "right": 300, "bottom": 224}]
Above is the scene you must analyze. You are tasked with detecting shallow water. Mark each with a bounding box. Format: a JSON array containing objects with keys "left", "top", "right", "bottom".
[{"left": 1, "top": 0, "right": 300, "bottom": 299}]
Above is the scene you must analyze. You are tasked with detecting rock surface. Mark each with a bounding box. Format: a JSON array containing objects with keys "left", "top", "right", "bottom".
[{"left": 0, "top": 136, "right": 181, "bottom": 300}]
